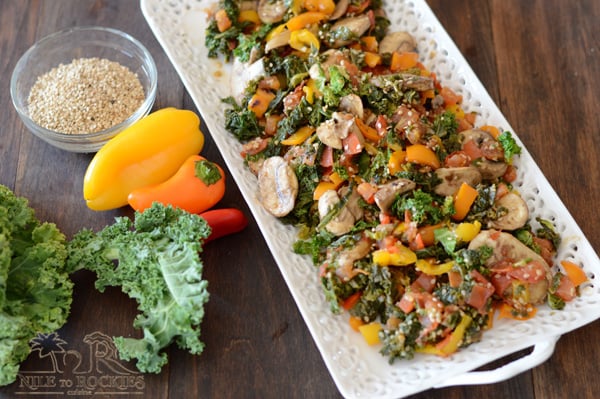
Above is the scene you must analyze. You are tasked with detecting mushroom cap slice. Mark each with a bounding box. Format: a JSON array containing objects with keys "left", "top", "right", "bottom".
[
  {"left": 489, "top": 192, "right": 529, "bottom": 231},
  {"left": 316, "top": 112, "right": 355, "bottom": 149},
  {"left": 434, "top": 166, "right": 482, "bottom": 196},
  {"left": 318, "top": 188, "right": 363, "bottom": 236},
  {"left": 374, "top": 179, "right": 416, "bottom": 214},
  {"left": 468, "top": 229, "right": 552, "bottom": 306},
  {"left": 459, "top": 128, "right": 508, "bottom": 180},
  {"left": 379, "top": 31, "right": 417, "bottom": 55},
  {"left": 257, "top": 0, "right": 288, "bottom": 23},
  {"left": 258, "top": 156, "right": 299, "bottom": 217},
  {"left": 265, "top": 29, "right": 291, "bottom": 53},
  {"left": 338, "top": 94, "right": 364, "bottom": 119},
  {"left": 329, "top": 14, "right": 371, "bottom": 48}
]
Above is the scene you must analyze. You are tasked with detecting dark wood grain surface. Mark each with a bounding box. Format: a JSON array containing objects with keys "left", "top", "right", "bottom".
[{"left": 1, "top": 0, "right": 598, "bottom": 398}]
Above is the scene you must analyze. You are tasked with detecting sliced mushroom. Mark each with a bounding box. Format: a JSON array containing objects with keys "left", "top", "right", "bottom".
[
  {"left": 489, "top": 192, "right": 529, "bottom": 231},
  {"left": 468, "top": 229, "right": 551, "bottom": 306},
  {"left": 329, "top": 13, "right": 371, "bottom": 48},
  {"left": 378, "top": 31, "right": 417, "bottom": 55},
  {"left": 476, "top": 160, "right": 508, "bottom": 180},
  {"left": 258, "top": 156, "right": 299, "bottom": 217},
  {"left": 374, "top": 179, "right": 416, "bottom": 214},
  {"left": 434, "top": 166, "right": 482, "bottom": 196},
  {"left": 265, "top": 29, "right": 291, "bottom": 53},
  {"left": 316, "top": 112, "right": 355, "bottom": 149},
  {"left": 257, "top": 0, "right": 288, "bottom": 23},
  {"left": 398, "top": 73, "right": 434, "bottom": 91},
  {"left": 318, "top": 187, "right": 363, "bottom": 236},
  {"left": 338, "top": 94, "right": 364, "bottom": 119},
  {"left": 332, "top": 236, "right": 372, "bottom": 281},
  {"left": 239, "top": 0, "right": 259, "bottom": 11},
  {"left": 330, "top": 0, "right": 349, "bottom": 20},
  {"left": 459, "top": 129, "right": 508, "bottom": 180}
]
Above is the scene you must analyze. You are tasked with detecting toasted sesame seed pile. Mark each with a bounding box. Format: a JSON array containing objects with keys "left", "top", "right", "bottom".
[{"left": 27, "top": 57, "right": 145, "bottom": 134}]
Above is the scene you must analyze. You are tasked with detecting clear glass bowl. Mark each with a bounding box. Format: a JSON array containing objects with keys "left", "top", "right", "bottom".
[{"left": 10, "top": 26, "right": 157, "bottom": 153}]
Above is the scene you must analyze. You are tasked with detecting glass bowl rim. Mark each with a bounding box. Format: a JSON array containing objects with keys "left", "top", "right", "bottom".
[{"left": 10, "top": 25, "right": 158, "bottom": 141}]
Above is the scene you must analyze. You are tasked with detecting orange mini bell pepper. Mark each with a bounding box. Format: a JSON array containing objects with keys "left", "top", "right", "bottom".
[
  {"left": 83, "top": 108, "right": 204, "bottom": 211},
  {"left": 128, "top": 155, "right": 226, "bottom": 214}
]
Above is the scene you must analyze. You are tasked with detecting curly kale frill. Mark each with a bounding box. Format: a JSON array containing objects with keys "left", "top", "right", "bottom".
[
  {"left": 67, "top": 203, "right": 211, "bottom": 373},
  {"left": 0, "top": 184, "right": 72, "bottom": 386}
]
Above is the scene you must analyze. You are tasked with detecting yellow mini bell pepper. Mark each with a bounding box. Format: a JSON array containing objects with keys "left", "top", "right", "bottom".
[
  {"left": 372, "top": 244, "right": 417, "bottom": 266},
  {"left": 83, "top": 107, "right": 204, "bottom": 211}
]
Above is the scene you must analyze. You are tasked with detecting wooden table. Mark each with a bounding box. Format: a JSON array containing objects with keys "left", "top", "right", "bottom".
[{"left": 1, "top": 1, "right": 599, "bottom": 398}]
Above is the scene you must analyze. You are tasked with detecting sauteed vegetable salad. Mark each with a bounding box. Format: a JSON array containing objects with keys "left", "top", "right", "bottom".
[{"left": 205, "top": 0, "right": 585, "bottom": 360}]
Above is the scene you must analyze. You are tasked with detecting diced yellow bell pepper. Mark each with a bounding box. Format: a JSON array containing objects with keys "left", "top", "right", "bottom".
[
  {"left": 289, "top": 29, "right": 320, "bottom": 53},
  {"left": 439, "top": 314, "right": 472, "bottom": 356},
  {"left": 446, "top": 103, "right": 465, "bottom": 120},
  {"left": 454, "top": 220, "right": 482, "bottom": 242},
  {"left": 415, "top": 259, "right": 454, "bottom": 276},
  {"left": 313, "top": 172, "right": 345, "bottom": 200},
  {"left": 281, "top": 125, "right": 315, "bottom": 146},
  {"left": 238, "top": 10, "right": 260, "bottom": 25},
  {"left": 358, "top": 322, "right": 382, "bottom": 345},
  {"left": 372, "top": 244, "right": 417, "bottom": 266}
]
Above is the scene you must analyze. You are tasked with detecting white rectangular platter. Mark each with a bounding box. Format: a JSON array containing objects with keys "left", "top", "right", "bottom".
[{"left": 141, "top": 0, "right": 600, "bottom": 397}]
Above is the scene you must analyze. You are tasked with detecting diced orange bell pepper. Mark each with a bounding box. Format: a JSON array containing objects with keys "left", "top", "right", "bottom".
[
  {"left": 405, "top": 144, "right": 441, "bottom": 169},
  {"left": 390, "top": 51, "right": 419, "bottom": 72},
  {"left": 248, "top": 89, "right": 276, "bottom": 118},
  {"left": 452, "top": 182, "right": 478, "bottom": 221}
]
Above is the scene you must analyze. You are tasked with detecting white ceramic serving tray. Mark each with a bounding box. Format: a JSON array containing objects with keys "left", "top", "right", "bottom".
[{"left": 141, "top": 0, "right": 600, "bottom": 397}]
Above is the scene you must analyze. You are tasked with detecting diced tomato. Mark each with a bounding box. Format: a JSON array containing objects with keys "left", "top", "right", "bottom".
[
  {"left": 342, "top": 131, "right": 364, "bottom": 155},
  {"left": 347, "top": 0, "right": 370, "bottom": 14},
  {"left": 533, "top": 236, "right": 556, "bottom": 266},
  {"left": 412, "top": 272, "right": 436, "bottom": 293},
  {"left": 357, "top": 182, "right": 377, "bottom": 204},
  {"left": 555, "top": 274, "right": 576, "bottom": 301},
  {"left": 240, "top": 137, "right": 269, "bottom": 157},
  {"left": 490, "top": 273, "right": 512, "bottom": 296},
  {"left": 264, "top": 114, "right": 283, "bottom": 136},
  {"left": 283, "top": 83, "right": 305, "bottom": 112},
  {"left": 440, "top": 86, "right": 462, "bottom": 106},
  {"left": 470, "top": 269, "right": 490, "bottom": 285},
  {"left": 448, "top": 271, "right": 463, "bottom": 288},
  {"left": 398, "top": 293, "right": 415, "bottom": 313},
  {"left": 341, "top": 291, "right": 362, "bottom": 310},
  {"left": 416, "top": 224, "right": 442, "bottom": 247},
  {"left": 467, "top": 283, "right": 495, "bottom": 313},
  {"left": 411, "top": 233, "right": 425, "bottom": 250},
  {"left": 462, "top": 139, "right": 484, "bottom": 160},
  {"left": 375, "top": 114, "right": 388, "bottom": 136},
  {"left": 502, "top": 164, "right": 518, "bottom": 183},
  {"left": 320, "top": 145, "right": 334, "bottom": 167},
  {"left": 495, "top": 182, "right": 510, "bottom": 199},
  {"left": 444, "top": 151, "right": 471, "bottom": 167},
  {"left": 506, "top": 260, "right": 548, "bottom": 284}
]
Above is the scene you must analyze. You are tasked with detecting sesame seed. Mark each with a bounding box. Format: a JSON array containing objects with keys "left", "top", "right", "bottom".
[{"left": 27, "top": 57, "right": 145, "bottom": 134}]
